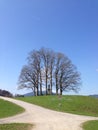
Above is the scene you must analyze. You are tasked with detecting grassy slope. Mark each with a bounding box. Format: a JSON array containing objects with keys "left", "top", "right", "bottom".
[
  {"left": 0, "top": 98, "right": 24, "bottom": 118},
  {"left": 17, "top": 95, "right": 98, "bottom": 117},
  {"left": 82, "top": 120, "right": 98, "bottom": 130},
  {"left": 0, "top": 123, "right": 33, "bottom": 130}
]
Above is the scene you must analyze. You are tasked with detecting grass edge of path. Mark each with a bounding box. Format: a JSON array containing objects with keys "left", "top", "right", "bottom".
[
  {"left": 0, "top": 123, "right": 34, "bottom": 130},
  {"left": 82, "top": 120, "right": 98, "bottom": 130},
  {"left": 0, "top": 98, "right": 25, "bottom": 119}
]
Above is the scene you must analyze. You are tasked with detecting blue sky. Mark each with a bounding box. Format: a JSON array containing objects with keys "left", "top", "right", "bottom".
[{"left": 0, "top": 0, "right": 98, "bottom": 95}]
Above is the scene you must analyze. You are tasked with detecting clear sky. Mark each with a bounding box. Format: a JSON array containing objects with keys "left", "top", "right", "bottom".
[{"left": 0, "top": 0, "right": 98, "bottom": 95}]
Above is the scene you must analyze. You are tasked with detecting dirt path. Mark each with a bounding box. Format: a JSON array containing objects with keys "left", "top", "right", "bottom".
[{"left": 0, "top": 96, "right": 98, "bottom": 130}]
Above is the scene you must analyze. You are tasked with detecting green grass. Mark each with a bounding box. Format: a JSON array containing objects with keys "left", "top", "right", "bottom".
[
  {"left": 16, "top": 95, "right": 98, "bottom": 117},
  {"left": 0, "top": 99, "right": 24, "bottom": 118},
  {"left": 82, "top": 120, "right": 98, "bottom": 130},
  {"left": 0, "top": 123, "right": 33, "bottom": 130}
]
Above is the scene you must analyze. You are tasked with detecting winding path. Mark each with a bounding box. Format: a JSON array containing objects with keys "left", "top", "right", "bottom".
[{"left": 0, "top": 96, "right": 98, "bottom": 130}]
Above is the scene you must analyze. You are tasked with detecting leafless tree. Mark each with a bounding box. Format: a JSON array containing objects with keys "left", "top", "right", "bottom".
[
  {"left": 49, "top": 50, "right": 55, "bottom": 94},
  {"left": 18, "top": 48, "right": 81, "bottom": 96},
  {"left": 18, "top": 65, "right": 37, "bottom": 96},
  {"left": 39, "top": 48, "right": 52, "bottom": 95},
  {"left": 54, "top": 52, "right": 81, "bottom": 95},
  {"left": 27, "top": 50, "right": 43, "bottom": 95},
  {"left": 54, "top": 52, "right": 63, "bottom": 95}
]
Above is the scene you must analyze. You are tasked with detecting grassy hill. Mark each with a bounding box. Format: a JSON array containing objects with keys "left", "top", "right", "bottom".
[{"left": 16, "top": 95, "right": 98, "bottom": 117}]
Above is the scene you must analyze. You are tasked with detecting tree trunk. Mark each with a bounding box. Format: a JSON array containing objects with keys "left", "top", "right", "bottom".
[
  {"left": 60, "top": 84, "right": 62, "bottom": 95},
  {"left": 55, "top": 75, "right": 58, "bottom": 95},
  {"left": 46, "top": 78, "right": 48, "bottom": 95},
  {"left": 40, "top": 72, "right": 42, "bottom": 95},
  {"left": 33, "top": 87, "right": 36, "bottom": 96},
  {"left": 56, "top": 82, "right": 58, "bottom": 95},
  {"left": 36, "top": 85, "right": 39, "bottom": 96},
  {"left": 50, "top": 70, "right": 52, "bottom": 95},
  {"left": 50, "top": 79, "right": 52, "bottom": 95},
  {"left": 45, "top": 69, "right": 48, "bottom": 95},
  {"left": 56, "top": 87, "right": 58, "bottom": 95}
]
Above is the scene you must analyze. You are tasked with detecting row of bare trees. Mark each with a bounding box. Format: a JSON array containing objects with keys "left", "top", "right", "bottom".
[{"left": 18, "top": 48, "right": 81, "bottom": 96}]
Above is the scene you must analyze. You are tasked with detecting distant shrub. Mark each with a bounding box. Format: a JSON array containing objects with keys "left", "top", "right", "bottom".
[
  {"left": 0, "top": 89, "right": 13, "bottom": 97},
  {"left": 15, "top": 94, "right": 24, "bottom": 97}
]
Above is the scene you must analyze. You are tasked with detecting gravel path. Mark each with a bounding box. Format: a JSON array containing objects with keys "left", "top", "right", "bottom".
[{"left": 0, "top": 96, "right": 98, "bottom": 130}]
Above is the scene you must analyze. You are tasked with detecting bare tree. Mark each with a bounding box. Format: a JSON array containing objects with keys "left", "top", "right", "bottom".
[
  {"left": 18, "top": 50, "right": 43, "bottom": 96},
  {"left": 18, "top": 65, "right": 37, "bottom": 96},
  {"left": 27, "top": 50, "right": 43, "bottom": 95},
  {"left": 54, "top": 52, "right": 64, "bottom": 95},
  {"left": 39, "top": 48, "right": 52, "bottom": 95},
  {"left": 54, "top": 52, "right": 81, "bottom": 95},
  {"left": 18, "top": 48, "right": 81, "bottom": 96},
  {"left": 49, "top": 50, "right": 55, "bottom": 94},
  {"left": 60, "top": 63, "right": 81, "bottom": 95}
]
